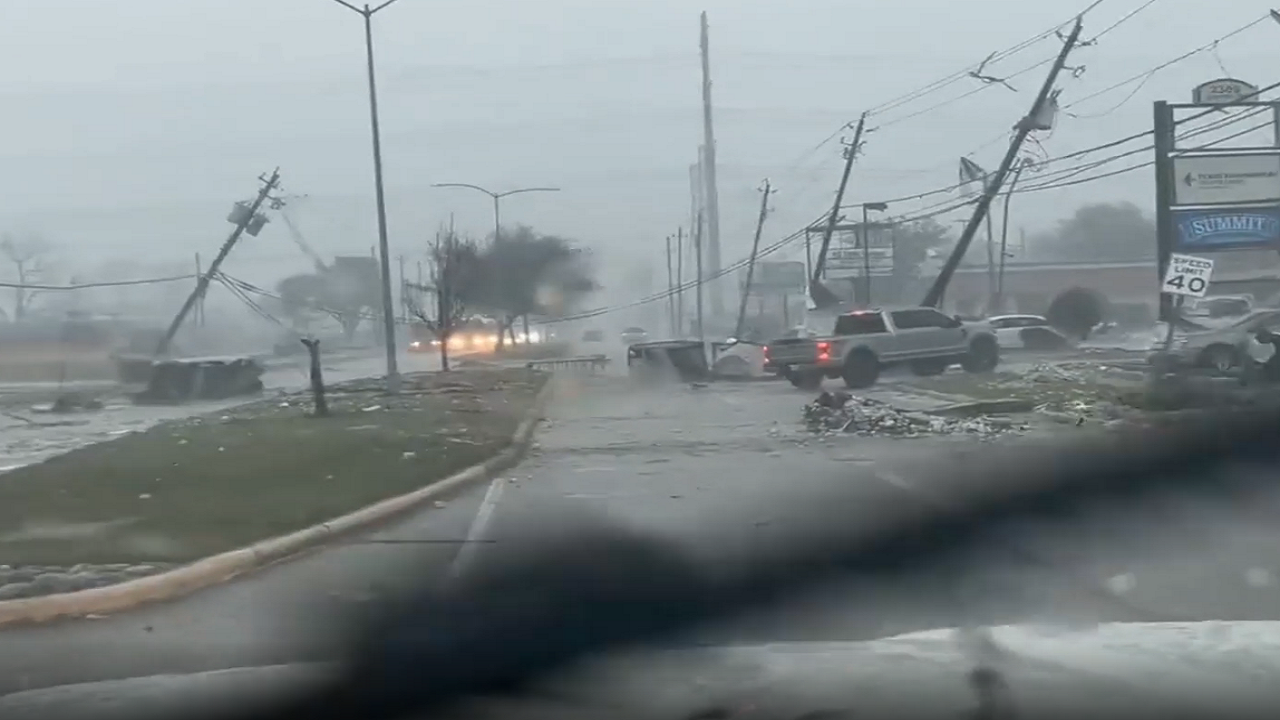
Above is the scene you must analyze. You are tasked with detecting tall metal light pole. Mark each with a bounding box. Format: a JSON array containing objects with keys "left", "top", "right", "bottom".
[
  {"left": 861, "top": 202, "right": 888, "bottom": 305},
  {"left": 431, "top": 183, "right": 561, "bottom": 242},
  {"left": 331, "top": 0, "right": 403, "bottom": 393}
]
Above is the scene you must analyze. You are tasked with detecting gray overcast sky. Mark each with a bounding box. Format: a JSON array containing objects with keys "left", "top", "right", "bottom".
[{"left": 0, "top": 0, "right": 1276, "bottom": 295}]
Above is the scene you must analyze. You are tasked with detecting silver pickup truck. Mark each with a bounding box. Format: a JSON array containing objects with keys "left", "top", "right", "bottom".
[{"left": 764, "top": 306, "right": 999, "bottom": 389}]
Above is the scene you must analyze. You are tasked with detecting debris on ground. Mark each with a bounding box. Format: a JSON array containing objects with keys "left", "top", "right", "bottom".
[{"left": 802, "top": 390, "right": 1026, "bottom": 438}]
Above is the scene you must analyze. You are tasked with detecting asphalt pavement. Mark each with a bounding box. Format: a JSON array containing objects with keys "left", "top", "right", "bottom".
[{"left": 2, "top": 359, "right": 1280, "bottom": 698}]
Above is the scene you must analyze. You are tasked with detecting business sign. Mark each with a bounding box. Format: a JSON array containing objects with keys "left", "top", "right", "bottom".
[
  {"left": 826, "top": 247, "right": 893, "bottom": 272},
  {"left": 1161, "top": 253, "right": 1214, "bottom": 298},
  {"left": 1192, "top": 78, "right": 1259, "bottom": 105},
  {"left": 1173, "top": 206, "right": 1280, "bottom": 250},
  {"left": 740, "top": 261, "right": 805, "bottom": 293},
  {"left": 1172, "top": 153, "right": 1280, "bottom": 205}
]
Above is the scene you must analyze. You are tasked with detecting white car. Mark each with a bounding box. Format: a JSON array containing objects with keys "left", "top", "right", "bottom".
[
  {"left": 988, "top": 314, "right": 1073, "bottom": 351},
  {"left": 620, "top": 327, "right": 648, "bottom": 345}
]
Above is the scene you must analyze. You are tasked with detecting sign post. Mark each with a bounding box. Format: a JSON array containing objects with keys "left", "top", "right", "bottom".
[
  {"left": 1153, "top": 78, "right": 1280, "bottom": 322},
  {"left": 1161, "top": 253, "right": 1215, "bottom": 299},
  {"left": 1158, "top": 253, "right": 1215, "bottom": 354}
]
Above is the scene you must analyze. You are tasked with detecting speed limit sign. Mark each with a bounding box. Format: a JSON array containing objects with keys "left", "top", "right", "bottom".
[{"left": 1162, "top": 253, "right": 1215, "bottom": 298}]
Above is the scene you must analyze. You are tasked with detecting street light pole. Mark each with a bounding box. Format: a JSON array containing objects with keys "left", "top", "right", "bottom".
[
  {"left": 332, "top": 0, "right": 404, "bottom": 393},
  {"left": 430, "top": 183, "right": 561, "bottom": 243},
  {"left": 432, "top": 183, "right": 561, "bottom": 343}
]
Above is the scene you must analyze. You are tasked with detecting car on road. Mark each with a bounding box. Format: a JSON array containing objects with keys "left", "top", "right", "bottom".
[
  {"left": 1149, "top": 308, "right": 1280, "bottom": 373},
  {"left": 620, "top": 326, "right": 648, "bottom": 345},
  {"left": 988, "top": 314, "right": 1073, "bottom": 351},
  {"left": 581, "top": 329, "right": 605, "bottom": 343},
  {"left": 764, "top": 306, "right": 999, "bottom": 390}
]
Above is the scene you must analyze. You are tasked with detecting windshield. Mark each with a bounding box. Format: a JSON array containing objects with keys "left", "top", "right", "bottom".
[{"left": 7, "top": 4, "right": 1280, "bottom": 719}]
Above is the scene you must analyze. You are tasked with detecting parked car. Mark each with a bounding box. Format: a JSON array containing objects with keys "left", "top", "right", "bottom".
[
  {"left": 1149, "top": 308, "right": 1280, "bottom": 373},
  {"left": 988, "top": 314, "right": 1073, "bottom": 351},
  {"left": 620, "top": 326, "right": 649, "bottom": 345},
  {"left": 764, "top": 306, "right": 999, "bottom": 390},
  {"left": 1186, "top": 294, "right": 1253, "bottom": 320}
]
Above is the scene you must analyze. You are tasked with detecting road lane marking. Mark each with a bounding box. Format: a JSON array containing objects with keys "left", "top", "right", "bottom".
[{"left": 447, "top": 477, "right": 507, "bottom": 582}]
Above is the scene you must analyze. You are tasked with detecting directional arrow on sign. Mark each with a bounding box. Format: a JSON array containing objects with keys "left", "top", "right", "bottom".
[{"left": 1184, "top": 173, "right": 1194, "bottom": 186}]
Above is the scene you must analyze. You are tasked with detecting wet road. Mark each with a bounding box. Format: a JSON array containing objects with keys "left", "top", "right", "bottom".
[
  {"left": 0, "top": 350, "right": 441, "bottom": 471},
  {"left": 2, "top": 365, "right": 1280, "bottom": 696}
]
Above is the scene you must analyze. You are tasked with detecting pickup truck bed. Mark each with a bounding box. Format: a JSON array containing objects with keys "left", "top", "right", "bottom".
[{"left": 764, "top": 307, "right": 998, "bottom": 390}]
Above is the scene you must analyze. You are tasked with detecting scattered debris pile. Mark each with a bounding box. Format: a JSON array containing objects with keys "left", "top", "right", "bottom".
[{"left": 802, "top": 390, "right": 1025, "bottom": 438}]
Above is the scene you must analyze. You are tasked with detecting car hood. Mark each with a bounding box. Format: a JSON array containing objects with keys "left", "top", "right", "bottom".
[{"left": 6, "top": 621, "right": 1280, "bottom": 719}]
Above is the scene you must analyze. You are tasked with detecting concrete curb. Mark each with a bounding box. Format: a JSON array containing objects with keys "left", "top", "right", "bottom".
[{"left": 0, "top": 376, "right": 555, "bottom": 629}]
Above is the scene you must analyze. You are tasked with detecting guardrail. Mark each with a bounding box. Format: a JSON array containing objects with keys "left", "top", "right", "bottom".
[{"left": 525, "top": 355, "right": 611, "bottom": 374}]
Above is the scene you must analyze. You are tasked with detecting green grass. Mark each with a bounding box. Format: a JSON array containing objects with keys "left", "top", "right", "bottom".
[{"left": 0, "top": 368, "right": 547, "bottom": 566}]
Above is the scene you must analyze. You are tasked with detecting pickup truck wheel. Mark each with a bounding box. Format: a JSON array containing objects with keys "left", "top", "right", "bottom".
[
  {"left": 1198, "top": 344, "right": 1240, "bottom": 373},
  {"left": 961, "top": 336, "right": 999, "bottom": 374},
  {"left": 784, "top": 368, "right": 823, "bottom": 390},
  {"left": 909, "top": 359, "right": 949, "bottom": 377},
  {"left": 842, "top": 350, "right": 880, "bottom": 389}
]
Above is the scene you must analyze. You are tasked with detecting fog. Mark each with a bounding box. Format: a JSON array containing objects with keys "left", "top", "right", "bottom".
[{"left": 1, "top": 0, "right": 1277, "bottom": 322}]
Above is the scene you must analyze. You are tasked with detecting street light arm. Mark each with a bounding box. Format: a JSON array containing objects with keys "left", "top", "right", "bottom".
[
  {"left": 496, "top": 187, "right": 561, "bottom": 198},
  {"left": 329, "top": 0, "right": 364, "bottom": 14},
  {"left": 370, "top": 0, "right": 404, "bottom": 14},
  {"left": 432, "top": 182, "right": 498, "bottom": 199}
]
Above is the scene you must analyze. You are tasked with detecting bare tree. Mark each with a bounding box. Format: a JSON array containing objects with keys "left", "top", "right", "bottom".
[
  {"left": 406, "top": 227, "right": 481, "bottom": 371},
  {"left": 0, "top": 234, "right": 51, "bottom": 321},
  {"left": 471, "top": 225, "right": 598, "bottom": 351}
]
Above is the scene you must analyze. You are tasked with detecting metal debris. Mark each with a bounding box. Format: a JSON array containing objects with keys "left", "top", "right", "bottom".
[{"left": 802, "top": 391, "right": 1025, "bottom": 438}]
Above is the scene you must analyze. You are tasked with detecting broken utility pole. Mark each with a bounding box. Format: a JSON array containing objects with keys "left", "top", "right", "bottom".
[
  {"left": 699, "top": 12, "right": 724, "bottom": 317},
  {"left": 922, "top": 18, "right": 1082, "bottom": 308},
  {"left": 734, "top": 179, "right": 773, "bottom": 340},
  {"left": 156, "top": 168, "right": 281, "bottom": 356},
  {"left": 811, "top": 113, "right": 867, "bottom": 307},
  {"left": 300, "top": 337, "right": 329, "bottom": 417}
]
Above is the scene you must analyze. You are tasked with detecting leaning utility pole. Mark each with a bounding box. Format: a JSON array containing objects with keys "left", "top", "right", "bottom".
[
  {"left": 665, "top": 235, "right": 676, "bottom": 336},
  {"left": 923, "top": 17, "right": 1082, "bottom": 308},
  {"left": 734, "top": 179, "right": 773, "bottom": 340},
  {"left": 675, "top": 226, "right": 684, "bottom": 336},
  {"left": 699, "top": 12, "right": 724, "bottom": 317},
  {"left": 156, "top": 168, "right": 281, "bottom": 356},
  {"left": 812, "top": 113, "right": 867, "bottom": 288}
]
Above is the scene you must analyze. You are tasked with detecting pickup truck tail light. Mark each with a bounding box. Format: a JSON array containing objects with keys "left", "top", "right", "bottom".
[{"left": 816, "top": 341, "right": 831, "bottom": 361}]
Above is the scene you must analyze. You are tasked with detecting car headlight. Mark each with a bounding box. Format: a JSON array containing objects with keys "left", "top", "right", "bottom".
[{"left": 409, "top": 340, "right": 422, "bottom": 349}]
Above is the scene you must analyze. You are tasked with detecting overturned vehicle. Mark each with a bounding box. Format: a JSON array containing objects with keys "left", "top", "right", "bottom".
[{"left": 128, "top": 355, "right": 266, "bottom": 405}]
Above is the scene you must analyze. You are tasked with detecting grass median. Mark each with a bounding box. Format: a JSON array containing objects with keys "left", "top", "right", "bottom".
[{"left": 0, "top": 367, "right": 548, "bottom": 567}]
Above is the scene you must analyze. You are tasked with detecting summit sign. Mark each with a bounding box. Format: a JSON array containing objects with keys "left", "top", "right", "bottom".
[{"left": 1172, "top": 153, "right": 1280, "bottom": 206}]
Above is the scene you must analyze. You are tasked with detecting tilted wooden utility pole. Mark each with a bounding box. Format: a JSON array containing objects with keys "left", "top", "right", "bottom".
[
  {"left": 156, "top": 168, "right": 281, "bottom": 356},
  {"left": 923, "top": 17, "right": 1083, "bottom": 308},
  {"left": 734, "top": 179, "right": 773, "bottom": 340},
  {"left": 811, "top": 113, "right": 867, "bottom": 305}
]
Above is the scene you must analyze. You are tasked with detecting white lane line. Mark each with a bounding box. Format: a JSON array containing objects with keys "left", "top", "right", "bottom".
[{"left": 447, "top": 477, "right": 507, "bottom": 582}]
